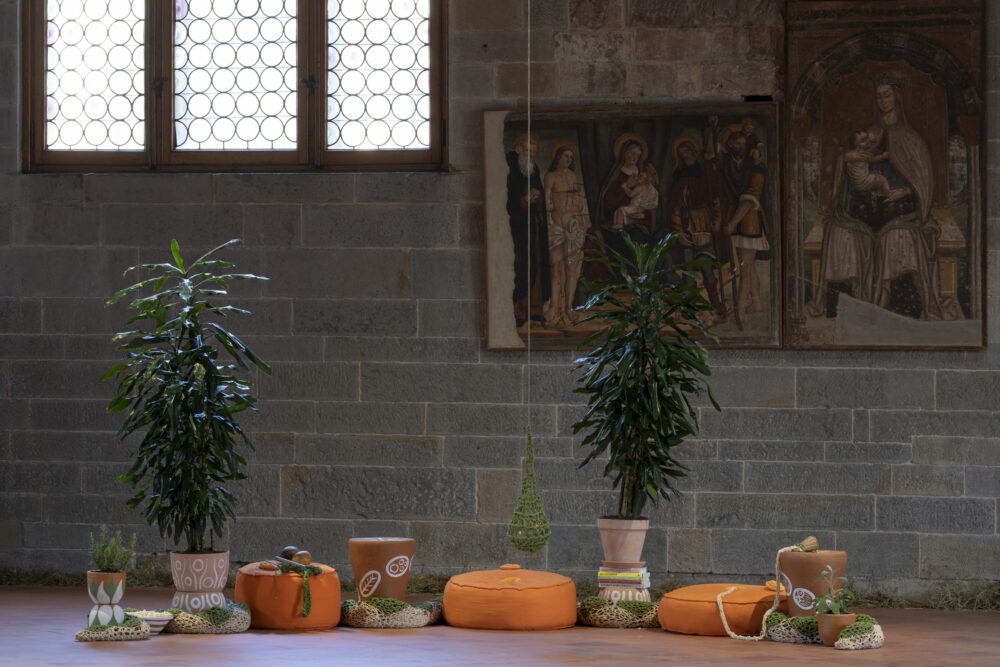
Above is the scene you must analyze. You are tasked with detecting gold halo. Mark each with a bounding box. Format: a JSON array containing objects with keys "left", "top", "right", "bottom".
[
  {"left": 549, "top": 141, "right": 577, "bottom": 161},
  {"left": 671, "top": 134, "right": 701, "bottom": 161},
  {"left": 613, "top": 132, "right": 648, "bottom": 162},
  {"left": 739, "top": 117, "right": 758, "bottom": 128}
]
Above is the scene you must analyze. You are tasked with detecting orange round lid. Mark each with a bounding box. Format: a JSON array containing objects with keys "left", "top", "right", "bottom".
[
  {"left": 448, "top": 565, "right": 573, "bottom": 591},
  {"left": 238, "top": 562, "right": 336, "bottom": 577}
]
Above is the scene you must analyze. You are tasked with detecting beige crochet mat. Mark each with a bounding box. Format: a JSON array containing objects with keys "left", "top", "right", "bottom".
[
  {"left": 577, "top": 598, "right": 660, "bottom": 629},
  {"left": 340, "top": 599, "right": 443, "bottom": 629},
  {"left": 165, "top": 601, "right": 251, "bottom": 634}
]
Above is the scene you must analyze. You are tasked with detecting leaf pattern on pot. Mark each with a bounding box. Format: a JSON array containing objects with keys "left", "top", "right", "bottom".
[{"left": 110, "top": 579, "right": 124, "bottom": 604}]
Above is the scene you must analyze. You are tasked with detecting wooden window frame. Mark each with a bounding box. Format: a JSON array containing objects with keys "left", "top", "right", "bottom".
[{"left": 22, "top": 0, "right": 447, "bottom": 172}]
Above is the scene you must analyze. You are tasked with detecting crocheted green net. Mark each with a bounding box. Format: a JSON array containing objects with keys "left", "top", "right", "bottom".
[{"left": 507, "top": 426, "right": 551, "bottom": 552}]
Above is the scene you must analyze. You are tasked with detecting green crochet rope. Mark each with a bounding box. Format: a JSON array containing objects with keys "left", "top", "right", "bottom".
[
  {"left": 507, "top": 426, "right": 551, "bottom": 552},
  {"left": 280, "top": 562, "right": 322, "bottom": 618}
]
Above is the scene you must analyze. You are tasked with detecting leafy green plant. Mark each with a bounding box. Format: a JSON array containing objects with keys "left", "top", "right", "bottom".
[
  {"left": 102, "top": 239, "right": 271, "bottom": 553},
  {"left": 813, "top": 564, "right": 855, "bottom": 614},
  {"left": 89, "top": 525, "right": 137, "bottom": 572},
  {"left": 572, "top": 232, "right": 719, "bottom": 519}
]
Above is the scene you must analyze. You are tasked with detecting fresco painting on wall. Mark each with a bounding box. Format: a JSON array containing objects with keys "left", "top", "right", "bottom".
[
  {"left": 483, "top": 103, "right": 781, "bottom": 350},
  {"left": 784, "top": 0, "right": 985, "bottom": 349}
]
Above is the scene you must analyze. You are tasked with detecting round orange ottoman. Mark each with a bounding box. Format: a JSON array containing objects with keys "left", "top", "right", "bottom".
[
  {"left": 443, "top": 564, "right": 577, "bottom": 631},
  {"left": 234, "top": 562, "right": 341, "bottom": 630},
  {"left": 658, "top": 583, "right": 787, "bottom": 636}
]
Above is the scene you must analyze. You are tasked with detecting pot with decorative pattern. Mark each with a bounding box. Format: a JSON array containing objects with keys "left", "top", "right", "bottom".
[
  {"left": 348, "top": 538, "right": 415, "bottom": 601},
  {"left": 170, "top": 551, "right": 230, "bottom": 613}
]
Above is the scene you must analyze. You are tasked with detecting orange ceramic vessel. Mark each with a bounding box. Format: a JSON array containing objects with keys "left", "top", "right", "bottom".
[{"left": 348, "top": 537, "right": 415, "bottom": 601}]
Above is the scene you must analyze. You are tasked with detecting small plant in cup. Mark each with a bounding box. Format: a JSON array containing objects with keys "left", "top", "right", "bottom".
[
  {"left": 89, "top": 525, "right": 137, "bottom": 572},
  {"left": 813, "top": 564, "right": 857, "bottom": 645}
]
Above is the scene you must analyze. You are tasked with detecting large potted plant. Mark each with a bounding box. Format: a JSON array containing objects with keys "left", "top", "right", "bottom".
[
  {"left": 573, "top": 232, "right": 718, "bottom": 564},
  {"left": 103, "top": 239, "right": 271, "bottom": 612}
]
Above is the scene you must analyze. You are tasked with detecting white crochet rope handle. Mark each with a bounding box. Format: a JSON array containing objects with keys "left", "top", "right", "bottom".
[{"left": 717, "top": 545, "right": 796, "bottom": 642}]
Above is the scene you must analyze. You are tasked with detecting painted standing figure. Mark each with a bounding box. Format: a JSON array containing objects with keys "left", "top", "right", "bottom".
[
  {"left": 713, "top": 120, "right": 770, "bottom": 325},
  {"left": 506, "top": 133, "right": 551, "bottom": 327},
  {"left": 664, "top": 134, "right": 727, "bottom": 321},
  {"left": 543, "top": 143, "right": 590, "bottom": 328}
]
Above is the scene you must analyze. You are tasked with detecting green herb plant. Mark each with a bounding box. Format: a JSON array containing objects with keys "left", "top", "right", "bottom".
[
  {"left": 89, "top": 525, "right": 137, "bottom": 572},
  {"left": 813, "top": 564, "right": 856, "bottom": 615},
  {"left": 572, "top": 232, "right": 719, "bottom": 520},
  {"left": 103, "top": 239, "right": 271, "bottom": 554}
]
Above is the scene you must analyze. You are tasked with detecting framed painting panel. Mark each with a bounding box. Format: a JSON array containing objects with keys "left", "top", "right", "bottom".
[
  {"left": 483, "top": 103, "right": 781, "bottom": 351},
  {"left": 784, "top": 0, "right": 985, "bottom": 349}
]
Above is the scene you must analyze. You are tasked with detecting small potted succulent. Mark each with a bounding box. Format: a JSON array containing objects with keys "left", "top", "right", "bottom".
[
  {"left": 813, "top": 564, "right": 857, "bottom": 646},
  {"left": 87, "top": 525, "right": 137, "bottom": 627},
  {"left": 103, "top": 239, "right": 271, "bottom": 613},
  {"left": 573, "top": 232, "right": 718, "bottom": 564}
]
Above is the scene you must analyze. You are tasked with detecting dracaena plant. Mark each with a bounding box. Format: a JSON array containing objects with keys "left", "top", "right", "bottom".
[
  {"left": 572, "top": 231, "right": 719, "bottom": 520},
  {"left": 102, "top": 239, "right": 271, "bottom": 553}
]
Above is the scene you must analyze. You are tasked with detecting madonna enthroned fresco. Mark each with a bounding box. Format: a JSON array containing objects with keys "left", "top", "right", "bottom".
[{"left": 785, "top": 0, "right": 985, "bottom": 349}]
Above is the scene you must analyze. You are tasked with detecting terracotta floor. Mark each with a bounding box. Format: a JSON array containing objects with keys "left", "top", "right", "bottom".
[{"left": 1, "top": 586, "right": 998, "bottom": 665}]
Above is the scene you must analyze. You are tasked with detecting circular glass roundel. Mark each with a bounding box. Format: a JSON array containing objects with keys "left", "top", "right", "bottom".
[
  {"left": 366, "top": 45, "right": 391, "bottom": 70},
  {"left": 236, "top": 117, "right": 259, "bottom": 141},
  {"left": 236, "top": 91, "right": 260, "bottom": 116},
  {"left": 340, "top": 70, "right": 366, "bottom": 96},
  {"left": 213, "top": 117, "right": 237, "bottom": 142},
  {"left": 341, "top": 95, "right": 365, "bottom": 121},
  {"left": 391, "top": 120, "right": 416, "bottom": 147},
  {"left": 390, "top": 70, "right": 416, "bottom": 95},
  {"left": 367, "top": 0, "right": 391, "bottom": 20},
  {"left": 367, "top": 119, "right": 390, "bottom": 146},
  {"left": 367, "top": 70, "right": 391, "bottom": 95},
  {"left": 84, "top": 119, "right": 108, "bottom": 145},
  {"left": 340, "top": 120, "right": 366, "bottom": 147}
]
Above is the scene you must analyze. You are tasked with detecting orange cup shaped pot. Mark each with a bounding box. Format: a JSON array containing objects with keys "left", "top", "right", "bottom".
[
  {"left": 348, "top": 537, "right": 415, "bottom": 601},
  {"left": 818, "top": 612, "right": 856, "bottom": 646},
  {"left": 778, "top": 549, "right": 847, "bottom": 616}
]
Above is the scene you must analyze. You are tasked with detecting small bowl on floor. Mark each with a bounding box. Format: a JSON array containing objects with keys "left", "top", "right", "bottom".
[{"left": 130, "top": 611, "right": 174, "bottom": 635}]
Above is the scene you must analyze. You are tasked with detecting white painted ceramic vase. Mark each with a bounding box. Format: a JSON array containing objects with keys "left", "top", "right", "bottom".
[{"left": 170, "top": 551, "right": 229, "bottom": 612}]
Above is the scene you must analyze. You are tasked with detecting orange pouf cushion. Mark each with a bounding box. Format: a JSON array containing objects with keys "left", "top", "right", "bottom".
[
  {"left": 658, "top": 583, "right": 787, "bottom": 636},
  {"left": 234, "top": 562, "right": 341, "bottom": 630},
  {"left": 443, "top": 565, "right": 577, "bottom": 631}
]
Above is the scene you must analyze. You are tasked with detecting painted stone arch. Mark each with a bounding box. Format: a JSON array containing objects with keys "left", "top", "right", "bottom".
[{"left": 789, "top": 29, "right": 981, "bottom": 136}]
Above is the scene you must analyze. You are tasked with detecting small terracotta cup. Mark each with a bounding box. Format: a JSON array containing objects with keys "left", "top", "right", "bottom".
[
  {"left": 348, "top": 537, "right": 415, "bottom": 601},
  {"left": 818, "top": 612, "right": 856, "bottom": 646}
]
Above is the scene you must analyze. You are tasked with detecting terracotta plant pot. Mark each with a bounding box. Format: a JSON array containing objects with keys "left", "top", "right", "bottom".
[
  {"left": 778, "top": 549, "right": 847, "bottom": 616},
  {"left": 170, "top": 551, "right": 229, "bottom": 613},
  {"left": 348, "top": 537, "right": 415, "bottom": 601},
  {"left": 818, "top": 612, "right": 856, "bottom": 646},
  {"left": 597, "top": 518, "right": 649, "bottom": 564},
  {"left": 86, "top": 570, "right": 125, "bottom": 627}
]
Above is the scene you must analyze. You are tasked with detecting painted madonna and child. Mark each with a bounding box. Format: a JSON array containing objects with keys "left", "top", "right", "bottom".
[
  {"left": 791, "top": 64, "right": 983, "bottom": 348},
  {"left": 486, "top": 107, "right": 780, "bottom": 349}
]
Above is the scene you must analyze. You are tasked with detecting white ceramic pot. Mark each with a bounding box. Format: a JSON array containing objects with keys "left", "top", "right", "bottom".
[{"left": 170, "top": 551, "right": 229, "bottom": 613}]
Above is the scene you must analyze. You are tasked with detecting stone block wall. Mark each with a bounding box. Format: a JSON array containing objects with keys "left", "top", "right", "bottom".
[{"left": 0, "top": 0, "right": 997, "bottom": 597}]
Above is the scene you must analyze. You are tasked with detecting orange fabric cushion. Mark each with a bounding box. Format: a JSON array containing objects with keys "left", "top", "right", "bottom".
[
  {"left": 658, "top": 583, "right": 787, "bottom": 636},
  {"left": 443, "top": 565, "right": 577, "bottom": 631},
  {"left": 234, "top": 562, "right": 341, "bottom": 630}
]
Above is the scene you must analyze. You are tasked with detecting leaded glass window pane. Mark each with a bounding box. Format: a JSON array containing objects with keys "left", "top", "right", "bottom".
[
  {"left": 174, "top": 0, "right": 297, "bottom": 151},
  {"left": 327, "top": 0, "right": 430, "bottom": 150},
  {"left": 45, "top": 0, "right": 145, "bottom": 150}
]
